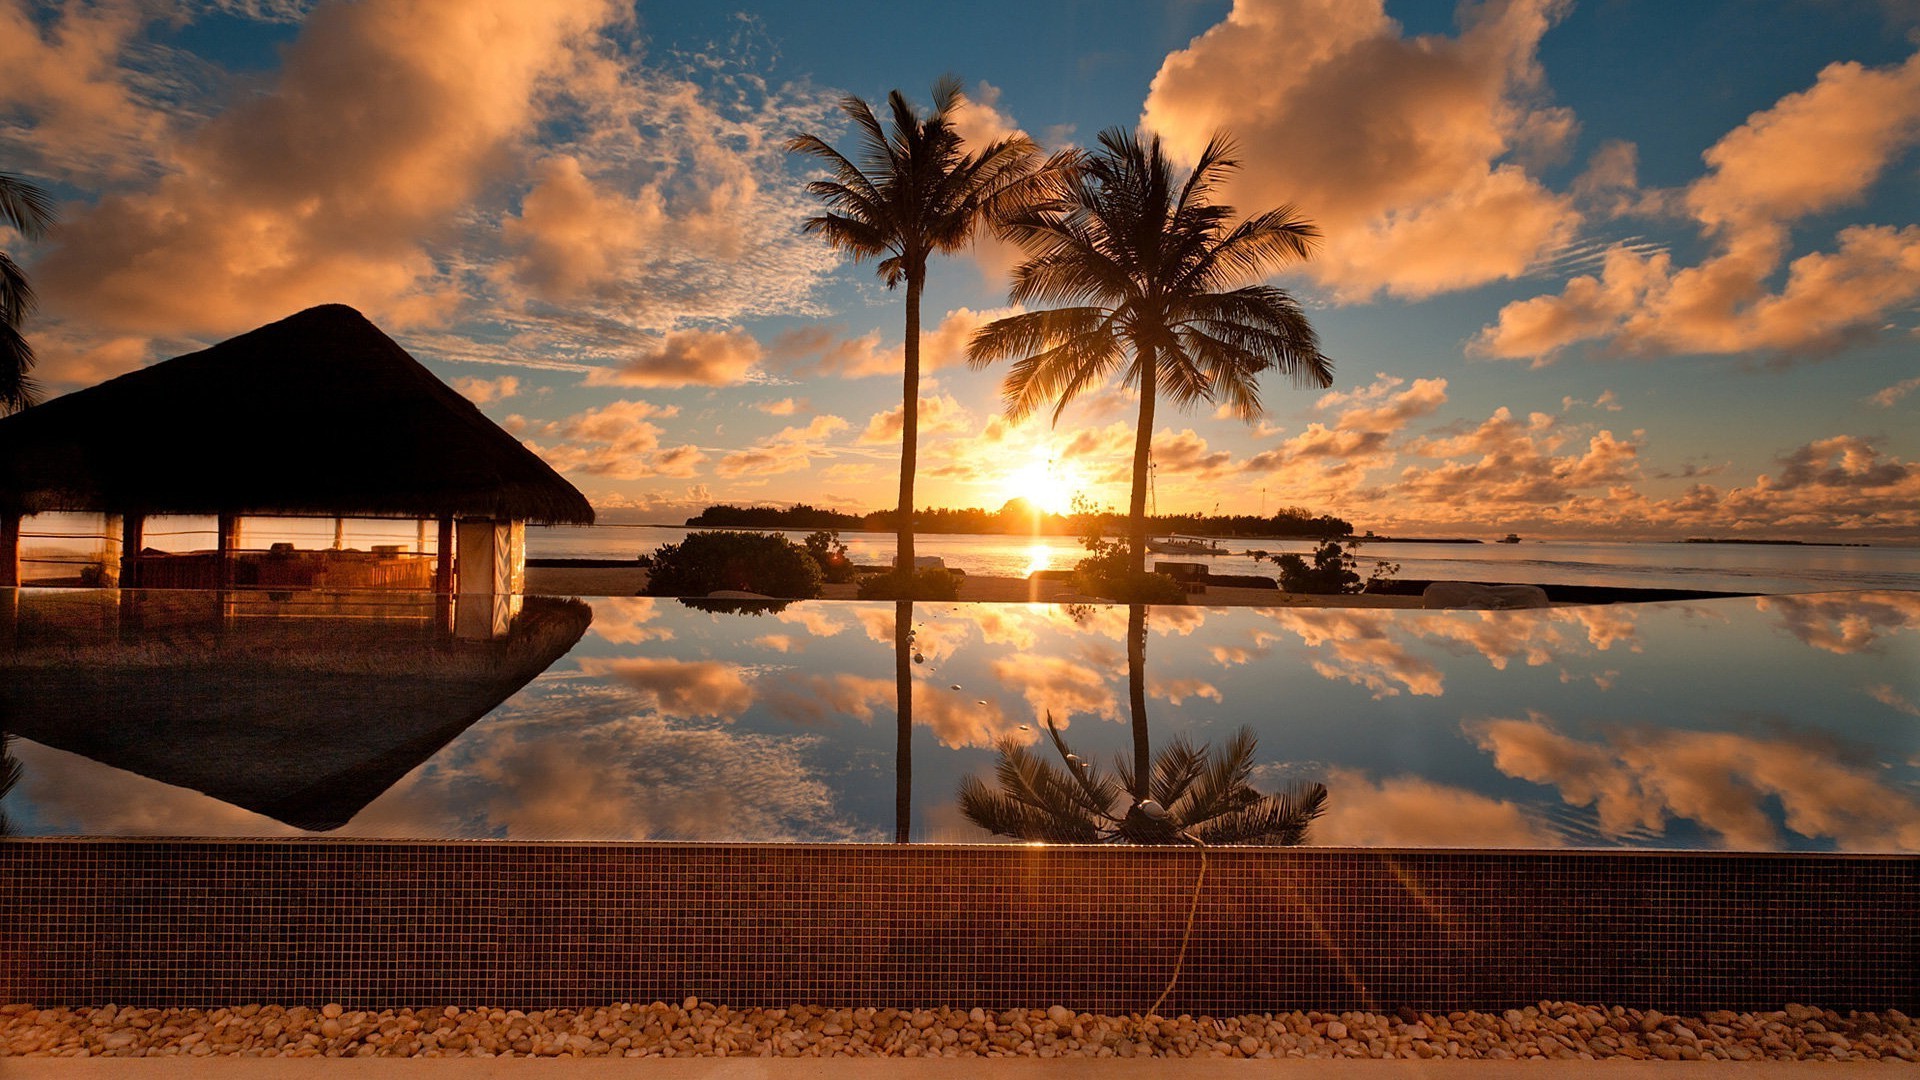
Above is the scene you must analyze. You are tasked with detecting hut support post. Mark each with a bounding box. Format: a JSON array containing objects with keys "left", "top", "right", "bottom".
[
  {"left": 0, "top": 512, "right": 19, "bottom": 589},
  {"left": 119, "top": 514, "right": 144, "bottom": 589},
  {"left": 434, "top": 515, "right": 454, "bottom": 635},
  {"left": 99, "top": 514, "right": 122, "bottom": 587},
  {"left": 217, "top": 514, "right": 240, "bottom": 588}
]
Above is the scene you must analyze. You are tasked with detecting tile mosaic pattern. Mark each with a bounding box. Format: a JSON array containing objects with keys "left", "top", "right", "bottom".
[{"left": 2, "top": 841, "right": 1913, "bottom": 1012}]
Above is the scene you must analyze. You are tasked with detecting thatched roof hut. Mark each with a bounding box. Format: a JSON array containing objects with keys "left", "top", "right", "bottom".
[{"left": 0, "top": 304, "right": 593, "bottom": 523}]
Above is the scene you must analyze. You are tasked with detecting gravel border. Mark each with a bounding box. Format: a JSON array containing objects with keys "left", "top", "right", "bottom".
[{"left": 4, "top": 1001, "right": 1915, "bottom": 1061}]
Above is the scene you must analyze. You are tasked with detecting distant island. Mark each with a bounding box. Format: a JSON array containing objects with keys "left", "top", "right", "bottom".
[
  {"left": 685, "top": 502, "right": 1354, "bottom": 539},
  {"left": 1681, "top": 538, "right": 1871, "bottom": 548}
]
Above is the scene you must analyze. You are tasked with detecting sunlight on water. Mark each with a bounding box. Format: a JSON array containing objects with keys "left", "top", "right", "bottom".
[{"left": 1023, "top": 544, "right": 1053, "bottom": 577}]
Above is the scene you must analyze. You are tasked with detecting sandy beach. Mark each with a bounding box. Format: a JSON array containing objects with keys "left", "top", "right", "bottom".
[{"left": 523, "top": 565, "right": 1426, "bottom": 607}]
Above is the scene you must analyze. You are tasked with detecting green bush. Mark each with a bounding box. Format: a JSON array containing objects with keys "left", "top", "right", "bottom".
[
  {"left": 1067, "top": 535, "right": 1187, "bottom": 604},
  {"left": 1269, "top": 540, "right": 1399, "bottom": 595},
  {"left": 803, "top": 529, "right": 857, "bottom": 584},
  {"left": 856, "top": 568, "right": 961, "bottom": 600},
  {"left": 643, "top": 531, "right": 824, "bottom": 598}
]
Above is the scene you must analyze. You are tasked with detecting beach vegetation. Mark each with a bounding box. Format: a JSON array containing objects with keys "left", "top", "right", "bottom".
[
  {"left": 789, "top": 78, "right": 1049, "bottom": 588},
  {"left": 968, "top": 128, "right": 1333, "bottom": 575},
  {"left": 855, "top": 566, "right": 960, "bottom": 601},
  {"left": 1, "top": 170, "right": 56, "bottom": 415},
  {"left": 1269, "top": 539, "right": 1399, "bottom": 594},
  {"left": 958, "top": 714, "right": 1327, "bottom": 845},
  {"left": 643, "top": 531, "right": 824, "bottom": 598},
  {"left": 803, "top": 529, "right": 857, "bottom": 583}
]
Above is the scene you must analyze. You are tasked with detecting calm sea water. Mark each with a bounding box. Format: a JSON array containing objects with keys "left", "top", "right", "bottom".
[
  {"left": 7, "top": 587, "right": 1917, "bottom": 851},
  {"left": 531, "top": 525, "right": 1920, "bottom": 594}
]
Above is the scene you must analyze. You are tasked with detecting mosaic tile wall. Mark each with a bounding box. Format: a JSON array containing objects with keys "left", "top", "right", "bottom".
[{"left": 2, "top": 842, "right": 1913, "bottom": 1013}]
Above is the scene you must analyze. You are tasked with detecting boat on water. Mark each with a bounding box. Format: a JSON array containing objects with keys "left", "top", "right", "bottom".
[
  {"left": 1147, "top": 534, "right": 1228, "bottom": 555},
  {"left": 1499, "top": 533, "right": 1522, "bottom": 544}
]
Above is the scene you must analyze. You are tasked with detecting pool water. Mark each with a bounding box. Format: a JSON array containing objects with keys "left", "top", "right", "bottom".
[{"left": 3, "top": 588, "right": 1916, "bottom": 851}]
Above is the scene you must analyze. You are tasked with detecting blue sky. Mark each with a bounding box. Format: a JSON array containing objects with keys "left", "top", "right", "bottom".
[{"left": 4, "top": 0, "right": 1918, "bottom": 538}]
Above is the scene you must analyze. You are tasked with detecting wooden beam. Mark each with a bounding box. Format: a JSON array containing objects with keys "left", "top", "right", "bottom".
[
  {"left": 217, "top": 513, "right": 240, "bottom": 589},
  {"left": 0, "top": 512, "right": 19, "bottom": 589},
  {"left": 120, "top": 513, "right": 144, "bottom": 589},
  {"left": 434, "top": 514, "right": 454, "bottom": 594}
]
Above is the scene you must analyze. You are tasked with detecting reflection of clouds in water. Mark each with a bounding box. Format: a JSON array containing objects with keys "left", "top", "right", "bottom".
[
  {"left": 1759, "top": 591, "right": 1920, "bottom": 654},
  {"left": 759, "top": 673, "right": 893, "bottom": 726},
  {"left": 1303, "top": 766, "right": 1560, "bottom": 848},
  {"left": 968, "top": 606, "right": 1046, "bottom": 651},
  {"left": 344, "top": 685, "right": 867, "bottom": 842},
  {"left": 1264, "top": 612, "right": 1443, "bottom": 698},
  {"left": 1149, "top": 677, "right": 1221, "bottom": 707},
  {"left": 1150, "top": 606, "right": 1208, "bottom": 637},
  {"left": 588, "top": 597, "right": 673, "bottom": 644},
  {"left": 853, "top": 607, "right": 971, "bottom": 665},
  {"left": 1866, "top": 683, "right": 1920, "bottom": 717},
  {"left": 754, "top": 634, "right": 795, "bottom": 653},
  {"left": 774, "top": 606, "right": 848, "bottom": 638},
  {"left": 576, "top": 656, "right": 753, "bottom": 719},
  {"left": 911, "top": 684, "right": 1022, "bottom": 750},
  {"left": 11, "top": 741, "right": 303, "bottom": 838},
  {"left": 988, "top": 655, "right": 1120, "bottom": 727},
  {"left": 1468, "top": 713, "right": 1920, "bottom": 851}
]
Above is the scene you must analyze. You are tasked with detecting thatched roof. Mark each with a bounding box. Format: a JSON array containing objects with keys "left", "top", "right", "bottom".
[
  {"left": 0, "top": 595, "right": 592, "bottom": 832},
  {"left": 0, "top": 304, "right": 594, "bottom": 523}
]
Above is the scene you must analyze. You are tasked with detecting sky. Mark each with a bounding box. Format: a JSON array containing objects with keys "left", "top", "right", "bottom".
[{"left": 3, "top": 0, "right": 1919, "bottom": 541}]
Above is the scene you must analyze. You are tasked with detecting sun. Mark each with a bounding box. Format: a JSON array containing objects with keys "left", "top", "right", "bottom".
[{"left": 1002, "top": 452, "right": 1077, "bottom": 516}]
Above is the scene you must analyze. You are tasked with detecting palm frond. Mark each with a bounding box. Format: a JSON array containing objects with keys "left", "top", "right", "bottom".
[{"left": 0, "top": 173, "right": 56, "bottom": 239}]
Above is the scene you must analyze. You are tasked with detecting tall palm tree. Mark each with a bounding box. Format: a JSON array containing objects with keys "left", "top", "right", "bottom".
[
  {"left": 968, "top": 128, "right": 1334, "bottom": 575},
  {"left": 1, "top": 171, "right": 56, "bottom": 415},
  {"left": 788, "top": 78, "right": 1043, "bottom": 585}
]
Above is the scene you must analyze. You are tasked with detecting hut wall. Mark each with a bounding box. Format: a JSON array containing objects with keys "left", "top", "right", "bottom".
[{"left": 455, "top": 520, "right": 524, "bottom": 639}]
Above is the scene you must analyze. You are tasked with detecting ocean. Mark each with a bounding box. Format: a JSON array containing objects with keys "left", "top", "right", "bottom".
[{"left": 529, "top": 525, "right": 1920, "bottom": 595}]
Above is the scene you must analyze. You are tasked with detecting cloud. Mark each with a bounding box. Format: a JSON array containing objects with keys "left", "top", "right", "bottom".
[
  {"left": 1310, "top": 767, "right": 1560, "bottom": 847},
  {"left": 1468, "top": 713, "right": 1920, "bottom": 851},
  {"left": 0, "top": 0, "right": 175, "bottom": 182},
  {"left": 858, "top": 392, "right": 972, "bottom": 446},
  {"left": 450, "top": 375, "right": 520, "bottom": 404},
  {"left": 715, "top": 413, "right": 850, "bottom": 479},
  {"left": 1758, "top": 591, "right": 1920, "bottom": 655},
  {"left": 16, "top": 1, "right": 845, "bottom": 388},
  {"left": 515, "top": 398, "right": 705, "bottom": 480},
  {"left": 988, "top": 654, "right": 1121, "bottom": 727},
  {"left": 1141, "top": 0, "right": 1582, "bottom": 301},
  {"left": 582, "top": 327, "right": 764, "bottom": 387},
  {"left": 755, "top": 397, "right": 799, "bottom": 416},
  {"left": 1477, "top": 48, "right": 1920, "bottom": 361},
  {"left": 770, "top": 306, "right": 1018, "bottom": 382},
  {"left": 574, "top": 655, "right": 754, "bottom": 719},
  {"left": 1869, "top": 376, "right": 1920, "bottom": 407},
  {"left": 588, "top": 596, "right": 674, "bottom": 644}
]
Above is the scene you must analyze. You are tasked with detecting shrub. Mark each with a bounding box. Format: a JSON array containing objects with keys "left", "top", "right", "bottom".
[
  {"left": 1269, "top": 540, "right": 1398, "bottom": 595},
  {"left": 803, "top": 530, "right": 856, "bottom": 584},
  {"left": 856, "top": 568, "right": 961, "bottom": 600},
  {"left": 643, "top": 531, "right": 823, "bottom": 598},
  {"left": 1069, "top": 528, "right": 1187, "bottom": 604}
]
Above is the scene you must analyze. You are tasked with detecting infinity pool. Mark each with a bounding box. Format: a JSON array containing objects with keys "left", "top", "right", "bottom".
[{"left": 3, "top": 588, "right": 1915, "bottom": 850}]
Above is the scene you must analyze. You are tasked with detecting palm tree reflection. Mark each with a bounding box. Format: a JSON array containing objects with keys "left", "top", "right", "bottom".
[
  {"left": 894, "top": 598, "right": 912, "bottom": 843},
  {"left": 960, "top": 604, "right": 1326, "bottom": 845},
  {"left": 0, "top": 732, "right": 20, "bottom": 836}
]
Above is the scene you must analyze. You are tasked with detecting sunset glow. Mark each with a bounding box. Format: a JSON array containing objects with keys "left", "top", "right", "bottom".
[{"left": 2, "top": 2, "right": 1916, "bottom": 541}]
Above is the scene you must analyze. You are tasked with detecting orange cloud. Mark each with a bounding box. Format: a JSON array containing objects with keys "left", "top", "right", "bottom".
[
  {"left": 858, "top": 393, "right": 972, "bottom": 446},
  {"left": 0, "top": 0, "right": 171, "bottom": 181},
  {"left": 1311, "top": 767, "right": 1560, "bottom": 847},
  {"left": 574, "top": 656, "right": 754, "bottom": 719},
  {"left": 1469, "top": 713, "right": 1920, "bottom": 851},
  {"left": 1142, "top": 0, "right": 1581, "bottom": 300},
  {"left": 517, "top": 398, "right": 704, "bottom": 480},
  {"left": 1478, "top": 48, "right": 1920, "bottom": 361},
  {"left": 583, "top": 328, "right": 764, "bottom": 387},
  {"left": 451, "top": 375, "right": 520, "bottom": 404}
]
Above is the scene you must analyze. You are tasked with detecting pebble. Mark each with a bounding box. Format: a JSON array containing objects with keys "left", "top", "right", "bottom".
[{"left": 0, "top": 1000, "right": 1910, "bottom": 1060}]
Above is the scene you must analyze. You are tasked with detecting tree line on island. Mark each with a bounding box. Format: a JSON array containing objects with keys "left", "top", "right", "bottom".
[{"left": 684, "top": 500, "right": 1353, "bottom": 540}]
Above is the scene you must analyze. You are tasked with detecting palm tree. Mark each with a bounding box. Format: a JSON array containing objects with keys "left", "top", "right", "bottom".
[
  {"left": 788, "top": 78, "right": 1044, "bottom": 586},
  {"left": 968, "top": 128, "right": 1334, "bottom": 575},
  {"left": 958, "top": 603, "right": 1326, "bottom": 845},
  {"left": 958, "top": 712, "right": 1327, "bottom": 846},
  {"left": 1, "top": 171, "right": 56, "bottom": 415}
]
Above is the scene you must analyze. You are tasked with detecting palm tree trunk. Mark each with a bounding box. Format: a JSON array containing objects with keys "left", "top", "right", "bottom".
[
  {"left": 1128, "top": 346, "right": 1159, "bottom": 575},
  {"left": 897, "top": 271, "right": 922, "bottom": 577},
  {"left": 893, "top": 599, "right": 913, "bottom": 843},
  {"left": 1127, "top": 603, "right": 1149, "bottom": 803}
]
